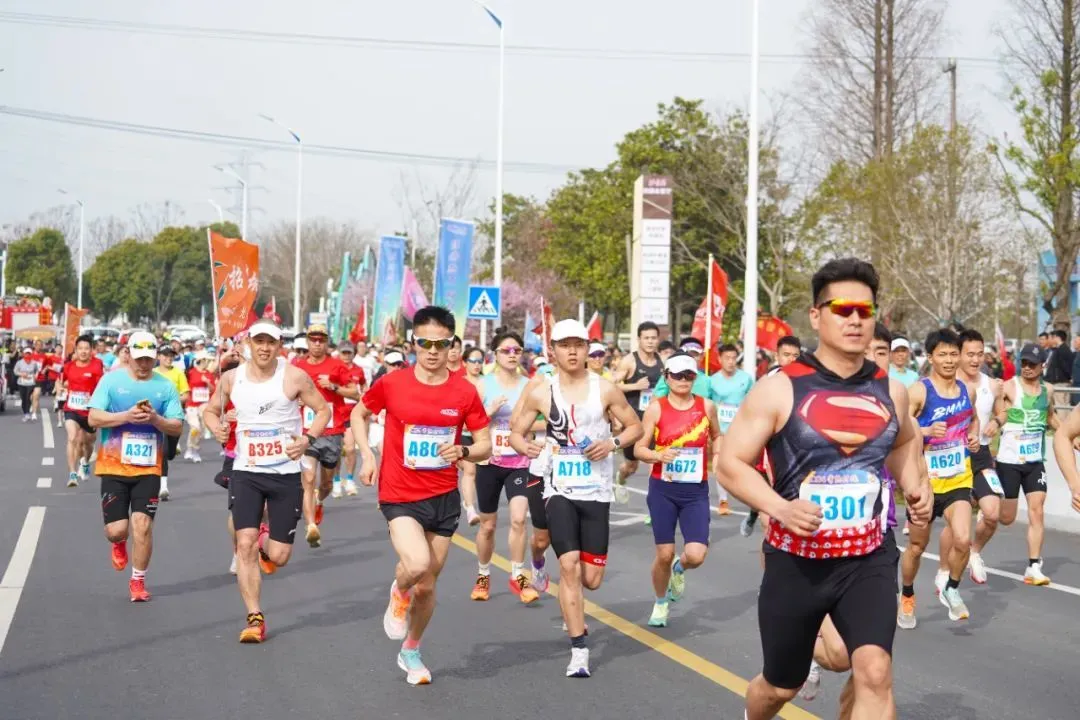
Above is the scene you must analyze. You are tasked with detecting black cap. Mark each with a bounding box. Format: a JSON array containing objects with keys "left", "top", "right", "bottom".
[
  {"left": 158, "top": 345, "right": 177, "bottom": 356},
  {"left": 1019, "top": 343, "right": 1042, "bottom": 364}
]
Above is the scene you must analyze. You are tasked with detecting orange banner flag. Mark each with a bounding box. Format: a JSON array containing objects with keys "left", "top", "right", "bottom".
[
  {"left": 208, "top": 230, "right": 260, "bottom": 339},
  {"left": 63, "top": 303, "right": 89, "bottom": 358}
]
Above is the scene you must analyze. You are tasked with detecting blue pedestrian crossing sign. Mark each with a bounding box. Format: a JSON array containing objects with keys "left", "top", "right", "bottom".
[{"left": 467, "top": 285, "right": 501, "bottom": 320}]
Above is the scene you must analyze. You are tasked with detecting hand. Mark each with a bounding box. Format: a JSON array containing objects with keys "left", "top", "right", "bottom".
[
  {"left": 437, "top": 443, "right": 464, "bottom": 463},
  {"left": 360, "top": 451, "right": 378, "bottom": 486},
  {"left": 490, "top": 396, "right": 508, "bottom": 412},
  {"left": 656, "top": 447, "right": 679, "bottom": 463},
  {"left": 317, "top": 375, "right": 334, "bottom": 390},
  {"left": 928, "top": 422, "right": 947, "bottom": 439},
  {"left": 776, "top": 498, "right": 823, "bottom": 537},
  {"left": 522, "top": 440, "right": 545, "bottom": 459},
  {"left": 224, "top": 409, "right": 238, "bottom": 423},
  {"left": 967, "top": 430, "right": 980, "bottom": 453},
  {"left": 584, "top": 439, "right": 616, "bottom": 462},
  {"left": 285, "top": 434, "right": 310, "bottom": 461},
  {"left": 635, "top": 377, "right": 651, "bottom": 391},
  {"left": 211, "top": 422, "right": 230, "bottom": 444},
  {"left": 983, "top": 419, "right": 999, "bottom": 439},
  {"left": 905, "top": 482, "right": 933, "bottom": 527},
  {"left": 128, "top": 406, "right": 152, "bottom": 424}
]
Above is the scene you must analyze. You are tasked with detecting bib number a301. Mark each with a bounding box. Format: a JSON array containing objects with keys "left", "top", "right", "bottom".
[
  {"left": 925, "top": 440, "right": 965, "bottom": 478},
  {"left": 121, "top": 431, "right": 158, "bottom": 467},
  {"left": 661, "top": 447, "right": 704, "bottom": 483},
  {"left": 799, "top": 469, "right": 880, "bottom": 531},
  {"left": 403, "top": 425, "right": 455, "bottom": 470}
]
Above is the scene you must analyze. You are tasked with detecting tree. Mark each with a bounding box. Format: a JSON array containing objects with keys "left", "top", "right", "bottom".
[
  {"left": 4, "top": 228, "right": 77, "bottom": 307},
  {"left": 992, "top": 0, "right": 1080, "bottom": 328},
  {"left": 86, "top": 238, "right": 154, "bottom": 322}
]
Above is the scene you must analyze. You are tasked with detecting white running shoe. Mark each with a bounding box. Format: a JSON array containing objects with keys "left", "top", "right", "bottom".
[
  {"left": 532, "top": 564, "right": 550, "bottom": 594},
  {"left": 968, "top": 550, "right": 988, "bottom": 584},
  {"left": 384, "top": 581, "right": 411, "bottom": 640},
  {"left": 397, "top": 648, "right": 432, "bottom": 685},
  {"left": 183, "top": 448, "right": 193, "bottom": 462},
  {"left": 229, "top": 554, "right": 238, "bottom": 575},
  {"left": 465, "top": 505, "right": 480, "bottom": 527},
  {"left": 939, "top": 586, "right": 970, "bottom": 621},
  {"left": 66, "top": 472, "right": 79, "bottom": 488},
  {"left": 30, "top": 412, "right": 37, "bottom": 421},
  {"left": 800, "top": 661, "right": 821, "bottom": 701},
  {"left": 191, "top": 451, "right": 202, "bottom": 464},
  {"left": 160, "top": 483, "right": 170, "bottom": 502},
  {"left": 565, "top": 647, "right": 590, "bottom": 678},
  {"left": 1024, "top": 560, "right": 1050, "bottom": 586},
  {"left": 331, "top": 483, "right": 343, "bottom": 499},
  {"left": 344, "top": 479, "right": 359, "bottom": 496},
  {"left": 934, "top": 568, "right": 948, "bottom": 597},
  {"left": 613, "top": 482, "right": 629, "bottom": 505}
]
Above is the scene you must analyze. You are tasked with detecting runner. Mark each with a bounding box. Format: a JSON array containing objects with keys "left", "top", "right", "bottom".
[
  {"left": 716, "top": 258, "right": 931, "bottom": 719},
  {"left": 586, "top": 342, "right": 612, "bottom": 380},
  {"left": 470, "top": 331, "right": 539, "bottom": 604},
  {"left": 612, "top": 321, "right": 662, "bottom": 504},
  {"left": 459, "top": 346, "right": 486, "bottom": 526},
  {"left": 634, "top": 351, "right": 721, "bottom": 628},
  {"left": 58, "top": 334, "right": 105, "bottom": 487},
  {"left": 87, "top": 331, "right": 184, "bottom": 602},
  {"left": 13, "top": 347, "right": 40, "bottom": 422},
  {"left": 512, "top": 370, "right": 556, "bottom": 595},
  {"left": 154, "top": 344, "right": 189, "bottom": 501},
  {"left": 351, "top": 305, "right": 492, "bottom": 685},
  {"left": 292, "top": 323, "right": 359, "bottom": 548},
  {"left": 212, "top": 345, "right": 244, "bottom": 574},
  {"left": 653, "top": 338, "right": 711, "bottom": 399},
  {"left": 184, "top": 351, "right": 215, "bottom": 463},
  {"left": 332, "top": 342, "right": 366, "bottom": 499},
  {"left": 709, "top": 343, "right": 754, "bottom": 516},
  {"left": 447, "top": 336, "right": 465, "bottom": 377},
  {"left": 993, "top": 343, "right": 1058, "bottom": 586},
  {"left": 204, "top": 319, "right": 332, "bottom": 643},
  {"left": 29, "top": 339, "right": 51, "bottom": 421},
  {"left": 898, "top": 328, "right": 980, "bottom": 628},
  {"left": 510, "top": 318, "right": 643, "bottom": 678},
  {"left": 889, "top": 338, "right": 920, "bottom": 387}
]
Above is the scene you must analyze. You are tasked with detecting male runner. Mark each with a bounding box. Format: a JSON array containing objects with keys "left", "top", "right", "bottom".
[
  {"left": 717, "top": 258, "right": 931, "bottom": 719},
  {"left": 293, "top": 323, "right": 359, "bottom": 547},
  {"left": 612, "top": 321, "right": 662, "bottom": 504},
  {"left": 1051, "top": 392, "right": 1080, "bottom": 516},
  {"left": 88, "top": 331, "right": 184, "bottom": 602},
  {"left": 154, "top": 345, "right": 189, "bottom": 501},
  {"left": 634, "top": 352, "right": 721, "bottom": 627},
  {"left": 709, "top": 343, "right": 754, "bottom": 515},
  {"left": 184, "top": 352, "right": 215, "bottom": 463},
  {"left": 993, "top": 343, "right": 1058, "bottom": 585},
  {"left": 333, "top": 342, "right": 366, "bottom": 498},
  {"left": 510, "top": 319, "right": 643, "bottom": 679},
  {"left": 446, "top": 336, "right": 465, "bottom": 377},
  {"left": 59, "top": 334, "right": 105, "bottom": 487},
  {"left": 352, "top": 306, "right": 492, "bottom": 685},
  {"left": 888, "top": 338, "right": 920, "bottom": 387},
  {"left": 898, "top": 329, "right": 980, "bottom": 628},
  {"left": 28, "top": 339, "right": 50, "bottom": 421},
  {"left": 204, "top": 320, "right": 331, "bottom": 643}
]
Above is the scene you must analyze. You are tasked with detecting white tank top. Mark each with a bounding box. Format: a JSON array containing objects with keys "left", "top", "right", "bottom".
[
  {"left": 544, "top": 372, "right": 613, "bottom": 502},
  {"left": 232, "top": 358, "right": 303, "bottom": 475},
  {"left": 975, "top": 373, "right": 996, "bottom": 446},
  {"left": 529, "top": 374, "right": 553, "bottom": 478}
]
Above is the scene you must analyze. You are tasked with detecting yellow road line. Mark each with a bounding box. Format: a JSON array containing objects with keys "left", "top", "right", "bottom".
[{"left": 450, "top": 533, "right": 820, "bottom": 720}]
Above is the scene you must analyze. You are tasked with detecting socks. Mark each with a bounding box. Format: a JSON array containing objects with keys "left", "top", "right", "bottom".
[
  {"left": 901, "top": 584, "right": 915, "bottom": 598},
  {"left": 511, "top": 562, "right": 525, "bottom": 578},
  {"left": 673, "top": 557, "right": 685, "bottom": 574},
  {"left": 131, "top": 567, "right": 146, "bottom": 581},
  {"left": 477, "top": 563, "right": 491, "bottom": 577},
  {"left": 393, "top": 584, "right": 411, "bottom": 602},
  {"left": 345, "top": 474, "right": 354, "bottom": 482},
  {"left": 532, "top": 556, "right": 545, "bottom": 571},
  {"left": 655, "top": 595, "right": 669, "bottom": 605},
  {"left": 570, "top": 634, "right": 587, "bottom": 649},
  {"left": 1029, "top": 558, "right": 1040, "bottom": 567},
  {"left": 946, "top": 577, "right": 960, "bottom": 591},
  {"left": 402, "top": 638, "right": 420, "bottom": 651}
]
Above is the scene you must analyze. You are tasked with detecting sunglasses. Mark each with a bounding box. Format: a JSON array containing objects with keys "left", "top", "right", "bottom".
[
  {"left": 131, "top": 341, "right": 156, "bottom": 350},
  {"left": 588, "top": 351, "right": 606, "bottom": 359},
  {"left": 498, "top": 347, "right": 523, "bottom": 356},
  {"left": 817, "top": 298, "right": 876, "bottom": 319},
  {"left": 667, "top": 370, "right": 697, "bottom": 382},
  {"left": 307, "top": 335, "right": 328, "bottom": 343},
  {"left": 465, "top": 358, "right": 484, "bottom": 365},
  {"left": 415, "top": 337, "right": 453, "bottom": 351},
  {"left": 295, "top": 349, "right": 309, "bottom": 354},
  {"left": 389, "top": 361, "right": 406, "bottom": 368}
]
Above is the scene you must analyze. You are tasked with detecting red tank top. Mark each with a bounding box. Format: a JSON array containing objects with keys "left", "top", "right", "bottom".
[{"left": 649, "top": 396, "right": 711, "bottom": 483}]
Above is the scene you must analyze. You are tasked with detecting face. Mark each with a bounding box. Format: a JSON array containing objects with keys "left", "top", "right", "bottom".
[
  {"left": 465, "top": 351, "right": 484, "bottom": 374},
  {"left": 95, "top": 340, "right": 105, "bottom": 354},
  {"left": 307, "top": 333, "right": 329, "bottom": 359},
  {"left": 1021, "top": 358, "right": 1043, "bottom": 380},
  {"left": 357, "top": 341, "right": 368, "bottom": 356},
  {"left": 74, "top": 340, "right": 92, "bottom": 362},
  {"left": 33, "top": 340, "right": 42, "bottom": 352},
  {"left": 495, "top": 339, "right": 523, "bottom": 370},
  {"left": 587, "top": 349, "right": 606, "bottom": 372},
  {"left": 132, "top": 356, "right": 155, "bottom": 378},
  {"left": 248, "top": 334, "right": 280, "bottom": 366},
  {"left": 447, "top": 342, "right": 462, "bottom": 364},
  {"left": 665, "top": 369, "right": 695, "bottom": 394},
  {"left": 928, "top": 342, "right": 960, "bottom": 379},
  {"left": 960, "top": 340, "right": 984, "bottom": 375},
  {"left": 720, "top": 350, "right": 738, "bottom": 374},
  {"left": 117, "top": 347, "right": 130, "bottom": 362},
  {"left": 865, "top": 339, "right": 890, "bottom": 372},
  {"left": 639, "top": 329, "right": 659, "bottom": 354},
  {"left": 412, "top": 321, "right": 454, "bottom": 372},
  {"left": 340, "top": 349, "right": 354, "bottom": 365},
  {"left": 659, "top": 346, "right": 674, "bottom": 361},
  {"left": 776, "top": 343, "right": 800, "bottom": 367},
  {"left": 809, "top": 281, "right": 876, "bottom": 357},
  {"left": 1039, "top": 335, "right": 1049, "bottom": 348},
  {"left": 158, "top": 353, "right": 174, "bottom": 369},
  {"left": 891, "top": 348, "right": 910, "bottom": 367},
  {"left": 553, "top": 338, "right": 587, "bottom": 371}
]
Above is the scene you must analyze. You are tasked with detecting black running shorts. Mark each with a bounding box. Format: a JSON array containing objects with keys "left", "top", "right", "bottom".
[
  {"left": 997, "top": 462, "right": 1047, "bottom": 500},
  {"left": 100, "top": 475, "right": 161, "bottom": 525},
  {"left": 475, "top": 464, "right": 529, "bottom": 514},
  {"left": 304, "top": 434, "right": 344, "bottom": 470},
  {"left": 64, "top": 411, "right": 95, "bottom": 434},
  {"left": 932, "top": 487, "right": 973, "bottom": 521},
  {"left": 546, "top": 495, "right": 609, "bottom": 565},
  {"left": 526, "top": 474, "right": 548, "bottom": 530},
  {"left": 230, "top": 470, "right": 303, "bottom": 544},
  {"left": 381, "top": 489, "right": 461, "bottom": 538}
]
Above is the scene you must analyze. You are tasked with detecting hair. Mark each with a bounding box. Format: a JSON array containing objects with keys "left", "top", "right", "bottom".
[
  {"left": 718, "top": 343, "right": 738, "bottom": 356},
  {"left": 810, "top": 257, "right": 880, "bottom": 305},
  {"left": 925, "top": 328, "right": 961, "bottom": 355},
  {"left": 637, "top": 321, "right": 659, "bottom": 337},
  {"left": 959, "top": 328, "right": 985, "bottom": 348},
  {"left": 412, "top": 306, "right": 456, "bottom": 335},
  {"left": 75, "top": 334, "right": 94, "bottom": 348},
  {"left": 1053, "top": 329, "right": 1069, "bottom": 342},
  {"left": 658, "top": 340, "right": 675, "bottom": 353},
  {"left": 776, "top": 335, "right": 801, "bottom": 352},
  {"left": 680, "top": 337, "right": 704, "bottom": 348},
  {"left": 873, "top": 323, "right": 893, "bottom": 345},
  {"left": 452, "top": 335, "right": 463, "bottom": 348},
  {"left": 1038, "top": 332, "right": 1049, "bottom": 339},
  {"left": 491, "top": 329, "right": 524, "bottom": 351},
  {"left": 464, "top": 346, "right": 484, "bottom": 361}
]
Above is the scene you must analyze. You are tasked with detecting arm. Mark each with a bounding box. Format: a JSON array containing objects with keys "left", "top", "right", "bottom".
[
  {"left": 333, "top": 381, "right": 361, "bottom": 401},
  {"left": 1052, "top": 406, "right": 1080, "bottom": 512},
  {"left": 632, "top": 401, "right": 670, "bottom": 464},
  {"left": 704, "top": 399, "right": 723, "bottom": 476},
  {"left": 87, "top": 378, "right": 139, "bottom": 429},
  {"left": 594, "top": 381, "right": 644, "bottom": 461},
  {"left": 349, "top": 399, "right": 379, "bottom": 485},
  {"left": 292, "top": 368, "right": 331, "bottom": 437},
  {"left": 966, "top": 383, "right": 981, "bottom": 450},
  {"left": 151, "top": 389, "right": 184, "bottom": 438},
  {"left": 509, "top": 386, "right": 546, "bottom": 458},
  {"left": 203, "top": 370, "right": 233, "bottom": 443},
  {"left": 883, "top": 381, "right": 932, "bottom": 525}
]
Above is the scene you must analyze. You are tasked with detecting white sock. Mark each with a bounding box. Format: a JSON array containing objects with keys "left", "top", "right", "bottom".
[
  {"left": 132, "top": 567, "right": 146, "bottom": 581},
  {"left": 160, "top": 477, "right": 169, "bottom": 489},
  {"left": 478, "top": 563, "right": 491, "bottom": 577},
  {"left": 511, "top": 562, "right": 525, "bottom": 578}
]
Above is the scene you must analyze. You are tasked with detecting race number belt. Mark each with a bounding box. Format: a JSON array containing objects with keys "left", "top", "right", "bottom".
[
  {"left": 767, "top": 469, "right": 884, "bottom": 559},
  {"left": 925, "top": 440, "right": 965, "bottom": 479},
  {"left": 121, "top": 431, "right": 158, "bottom": 467},
  {"left": 403, "top": 425, "right": 455, "bottom": 470},
  {"left": 637, "top": 390, "right": 653, "bottom": 412},
  {"left": 661, "top": 447, "right": 705, "bottom": 483},
  {"left": 192, "top": 386, "right": 211, "bottom": 404},
  {"left": 981, "top": 468, "right": 1004, "bottom": 495}
]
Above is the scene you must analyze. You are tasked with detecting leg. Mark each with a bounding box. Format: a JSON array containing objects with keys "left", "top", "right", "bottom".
[
  {"left": 460, "top": 461, "right": 478, "bottom": 510},
  {"left": 319, "top": 463, "right": 336, "bottom": 501},
  {"left": 64, "top": 420, "right": 82, "bottom": 474},
  {"left": 234, "top": 528, "right": 262, "bottom": 613},
  {"left": 475, "top": 512, "right": 497, "bottom": 565},
  {"left": 262, "top": 473, "right": 303, "bottom": 568},
  {"left": 341, "top": 439, "right": 357, "bottom": 479},
  {"left": 943, "top": 499, "right": 972, "bottom": 583},
  {"left": 301, "top": 459, "right": 318, "bottom": 527},
  {"left": 579, "top": 500, "right": 609, "bottom": 591},
  {"left": 129, "top": 511, "right": 154, "bottom": 572},
  {"left": 815, "top": 615, "right": 851, "bottom": 672},
  {"left": 1026, "top": 490, "right": 1048, "bottom": 560},
  {"left": 31, "top": 385, "right": 40, "bottom": 414},
  {"left": 389, "top": 516, "right": 435, "bottom": 594},
  {"left": 473, "top": 464, "right": 502, "bottom": 568},
  {"left": 557, "top": 552, "right": 587, "bottom": 634},
  {"left": 900, "top": 519, "right": 931, "bottom": 589},
  {"left": 652, "top": 544, "right": 676, "bottom": 597},
  {"left": 973, "top": 493, "right": 1000, "bottom": 552},
  {"left": 507, "top": 495, "right": 529, "bottom": 567},
  {"left": 848, "top": 646, "right": 896, "bottom": 720},
  {"left": 230, "top": 472, "right": 271, "bottom": 611},
  {"left": 105, "top": 519, "right": 129, "bottom": 544},
  {"left": 404, "top": 533, "right": 452, "bottom": 645},
  {"left": 937, "top": 525, "right": 953, "bottom": 574},
  {"left": 646, "top": 480, "right": 679, "bottom": 598},
  {"left": 999, "top": 498, "right": 1019, "bottom": 527}
]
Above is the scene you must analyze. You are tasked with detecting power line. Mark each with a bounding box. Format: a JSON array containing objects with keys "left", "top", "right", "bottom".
[{"left": 0, "top": 10, "right": 1008, "bottom": 67}]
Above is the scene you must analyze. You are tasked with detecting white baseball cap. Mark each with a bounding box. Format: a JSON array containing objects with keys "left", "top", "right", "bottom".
[
  {"left": 292, "top": 336, "right": 308, "bottom": 351},
  {"left": 891, "top": 338, "right": 911, "bottom": 351},
  {"left": 665, "top": 354, "right": 699, "bottom": 375},
  {"left": 384, "top": 351, "right": 406, "bottom": 365},
  {"left": 249, "top": 319, "right": 283, "bottom": 341},
  {"left": 588, "top": 342, "right": 606, "bottom": 355},
  {"left": 128, "top": 331, "right": 158, "bottom": 360},
  {"left": 551, "top": 319, "right": 589, "bottom": 342}
]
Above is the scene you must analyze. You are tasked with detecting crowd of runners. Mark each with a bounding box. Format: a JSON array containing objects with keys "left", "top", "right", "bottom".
[{"left": 8, "top": 256, "right": 1080, "bottom": 719}]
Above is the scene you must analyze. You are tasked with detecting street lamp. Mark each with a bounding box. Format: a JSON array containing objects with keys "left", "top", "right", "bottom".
[
  {"left": 57, "top": 188, "right": 85, "bottom": 309},
  {"left": 260, "top": 113, "right": 303, "bottom": 332},
  {"left": 740, "top": 0, "right": 761, "bottom": 377},
  {"left": 207, "top": 199, "right": 224, "bottom": 224},
  {"left": 472, "top": 1, "right": 505, "bottom": 291},
  {"left": 213, "top": 166, "right": 247, "bottom": 241}
]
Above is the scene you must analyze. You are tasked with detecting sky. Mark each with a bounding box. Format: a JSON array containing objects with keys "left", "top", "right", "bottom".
[{"left": 0, "top": 0, "right": 1018, "bottom": 248}]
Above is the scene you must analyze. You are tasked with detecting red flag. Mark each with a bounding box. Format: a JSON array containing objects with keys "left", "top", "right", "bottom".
[
  {"left": 756, "top": 314, "right": 794, "bottom": 353},
  {"left": 260, "top": 301, "right": 282, "bottom": 325},
  {"left": 532, "top": 298, "right": 555, "bottom": 352},
  {"left": 63, "top": 303, "right": 89, "bottom": 358},
  {"left": 691, "top": 259, "right": 729, "bottom": 371},
  {"left": 209, "top": 230, "right": 260, "bottom": 338},
  {"left": 349, "top": 300, "right": 368, "bottom": 344},
  {"left": 585, "top": 311, "right": 603, "bottom": 341}
]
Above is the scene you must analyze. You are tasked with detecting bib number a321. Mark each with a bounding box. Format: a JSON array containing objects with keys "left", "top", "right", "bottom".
[{"left": 121, "top": 432, "right": 158, "bottom": 467}]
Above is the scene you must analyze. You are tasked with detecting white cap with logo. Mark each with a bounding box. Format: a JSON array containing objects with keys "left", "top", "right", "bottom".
[
  {"left": 249, "top": 319, "right": 283, "bottom": 341},
  {"left": 665, "top": 354, "right": 699, "bottom": 376},
  {"left": 551, "top": 319, "right": 590, "bottom": 343},
  {"left": 127, "top": 331, "right": 158, "bottom": 360},
  {"left": 891, "top": 338, "right": 911, "bottom": 351}
]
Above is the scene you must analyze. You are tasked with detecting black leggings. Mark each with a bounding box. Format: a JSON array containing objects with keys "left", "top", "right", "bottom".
[{"left": 18, "top": 385, "right": 33, "bottom": 414}]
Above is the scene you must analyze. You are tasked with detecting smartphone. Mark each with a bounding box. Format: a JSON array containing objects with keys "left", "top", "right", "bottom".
[{"left": 136, "top": 400, "right": 152, "bottom": 411}]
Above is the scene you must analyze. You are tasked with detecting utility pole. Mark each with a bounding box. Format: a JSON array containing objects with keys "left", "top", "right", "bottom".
[{"left": 944, "top": 58, "right": 958, "bottom": 134}]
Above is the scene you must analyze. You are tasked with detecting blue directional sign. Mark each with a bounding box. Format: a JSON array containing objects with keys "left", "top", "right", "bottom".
[{"left": 467, "top": 285, "right": 501, "bottom": 320}]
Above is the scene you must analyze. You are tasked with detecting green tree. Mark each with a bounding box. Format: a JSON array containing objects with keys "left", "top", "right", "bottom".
[
  {"left": 4, "top": 228, "right": 76, "bottom": 307},
  {"left": 146, "top": 226, "right": 212, "bottom": 323},
  {"left": 86, "top": 238, "right": 154, "bottom": 322}
]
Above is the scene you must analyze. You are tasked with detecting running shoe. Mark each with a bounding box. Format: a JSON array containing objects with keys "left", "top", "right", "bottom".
[
  {"left": 647, "top": 601, "right": 669, "bottom": 628},
  {"left": 305, "top": 523, "right": 321, "bottom": 548},
  {"left": 183, "top": 448, "right": 193, "bottom": 461},
  {"left": 67, "top": 472, "right": 79, "bottom": 488},
  {"left": 613, "top": 482, "right": 630, "bottom": 505},
  {"left": 800, "top": 661, "right": 822, "bottom": 701},
  {"left": 740, "top": 512, "right": 757, "bottom": 537},
  {"left": 644, "top": 515, "right": 652, "bottom": 526},
  {"left": 30, "top": 412, "right": 37, "bottom": 421},
  {"left": 1024, "top": 561, "right": 1050, "bottom": 586},
  {"left": 397, "top": 648, "right": 432, "bottom": 685},
  {"left": 314, "top": 502, "right": 324, "bottom": 526},
  {"left": 343, "top": 479, "right": 359, "bottom": 496},
  {"left": 79, "top": 460, "right": 90, "bottom": 479},
  {"left": 897, "top": 594, "right": 917, "bottom": 629},
  {"left": 465, "top": 505, "right": 480, "bottom": 527},
  {"left": 191, "top": 451, "right": 202, "bottom": 464},
  {"left": 565, "top": 647, "right": 591, "bottom": 678},
  {"left": 509, "top": 575, "right": 540, "bottom": 604},
  {"left": 934, "top": 569, "right": 948, "bottom": 597},
  {"left": 667, "top": 558, "right": 686, "bottom": 602},
  {"left": 239, "top": 612, "right": 267, "bottom": 643},
  {"left": 532, "top": 564, "right": 550, "bottom": 594},
  {"left": 111, "top": 541, "right": 128, "bottom": 571},
  {"left": 229, "top": 554, "right": 238, "bottom": 575},
  {"left": 160, "top": 485, "right": 170, "bottom": 502},
  {"left": 129, "top": 578, "right": 151, "bottom": 602},
  {"left": 259, "top": 549, "right": 277, "bottom": 575},
  {"left": 939, "top": 587, "right": 970, "bottom": 621},
  {"left": 384, "top": 581, "right": 412, "bottom": 640},
  {"left": 470, "top": 574, "right": 491, "bottom": 601},
  {"left": 21, "top": 414, "right": 28, "bottom": 423},
  {"left": 969, "top": 551, "right": 988, "bottom": 584},
  {"left": 716, "top": 499, "right": 731, "bottom": 516},
  {"left": 331, "top": 482, "right": 343, "bottom": 499}
]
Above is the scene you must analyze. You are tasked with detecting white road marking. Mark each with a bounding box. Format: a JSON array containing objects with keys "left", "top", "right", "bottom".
[
  {"left": 611, "top": 511, "right": 651, "bottom": 527},
  {"left": 898, "top": 546, "right": 1080, "bottom": 598},
  {"left": 36, "top": 477, "right": 51, "bottom": 489},
  {"left": 41, "top": 457, "right": 53, "bottom": 466},
  {"left": 0, "top": 507, "right": 46, "bottom": 654},
  {"left": 41, "top": 409, "right": 54, "bottom": 449},
  {"left": 623, "top": 483, "right": 750, "bottom": 516}
]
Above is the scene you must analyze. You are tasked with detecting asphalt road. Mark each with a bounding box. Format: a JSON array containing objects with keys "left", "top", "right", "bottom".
[{"left": 1, "top": 400, "right": 1079, "bottom": 720}]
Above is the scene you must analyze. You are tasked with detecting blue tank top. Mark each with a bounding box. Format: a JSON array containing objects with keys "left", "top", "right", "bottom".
[
  {"left": 915, "top": 377, "right": 974, "bottom": 493},
  {"left": 481, "top": 373, "right": 530, "bottom": 467}
]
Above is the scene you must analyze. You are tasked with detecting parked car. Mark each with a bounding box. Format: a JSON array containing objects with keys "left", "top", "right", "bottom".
[
  {"left": 82, "top": 326, "right": 121, "bottom": 342},
  {"left": 166, "top": 324, "right": 207, "bottom": 343}
]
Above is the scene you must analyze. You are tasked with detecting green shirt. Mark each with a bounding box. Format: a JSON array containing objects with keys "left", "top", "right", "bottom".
[{"left": 654, "top": 370, "right": 712, "bottom": 401}]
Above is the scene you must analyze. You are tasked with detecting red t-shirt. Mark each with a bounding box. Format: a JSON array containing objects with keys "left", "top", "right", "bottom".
[
  {"left": 29, "top": 352, "right": 48, "bottom": 382},
  {"left": 362, "top": 368, "right": 489, "bottom": 503},
  {"left": 47, "top": 353, "right": 64, "bottom": 380},
  {"left": 293, "top": 355, "right": 353, "bottom": 436},
  {"left": 343, "top": 364, "right": 367, "bottom": 406},
  {"left": 186, "top": 368, "right": 216, "bottom": 408},
  {"left": 61, "top": 358, "right": 105, "bottom": 416},
  {"left": 224, "top": 399, "right": 238, "bottom": 455},
  {"left": 448, "top": 365, "right": 466, "bottom": 379}
]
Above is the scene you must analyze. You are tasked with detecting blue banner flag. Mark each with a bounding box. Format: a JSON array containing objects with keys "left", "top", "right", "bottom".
[
  {"left": 373, "top": 236, "right": 407, "bottom": 344},
  {"left": 433, "top": 218, "right": 474, "bottom": 337}
]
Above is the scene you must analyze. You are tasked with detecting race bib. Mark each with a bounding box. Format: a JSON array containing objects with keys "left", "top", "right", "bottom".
[
  {"left": 1017, "top": 432, "right": 1044, "bottom": 464},
  {"left": 66, "top": 391, "right": 90, "bottom": 411},
  {"left": 120, "top": 431, "right": 158, "bottom": 467},
  {"left": 492, "top": 421, "right": 514, "bottom": 457},
  {"left": 638, "top": 390, "right": 653, "bottom": 412},
  {"left": 799, "top": 469, "right": 880, "bottom": 531},
  {"left": 239, "top": 427, "right": 290, "bottom": 467},
  {"left": 925, "top": 440, "right": 965, "bottom": 479},
  {"left": 403, "top": 425, "right": 455, "bottom": 470},
  {"left": 303, "top": 406, "right": 333, "bottom": 431},
  {"left": 661, "top": 447, "right": 705, "bottom": 483},
  {"left": 56, "top": 388, "right": 68, "bottom": 402},
  {"left": 717, "top": 404, "right": 738, "bottom": 426},
  {"left": 192, "top": 386, "right": 211, "bottom": 404},
  {"left": 981, "top": 468, "right": 1004, "bottom": 495},
  {"left": 552, "top": 445, "right": 600, "bottom": 493}
]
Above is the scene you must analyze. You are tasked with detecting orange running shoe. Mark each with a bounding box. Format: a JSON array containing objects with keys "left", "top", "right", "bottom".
[
  {"left": 509, "top": 575, "right": 540, "bottom": 604},
  {"left": 111, "top": 542, "right": 128, "bottom": 571},
  {"left": 314, "top": 503, "right": 324, "bottom": 526},
  {"left": 129, "top": 578, "right": 151, "bottom": 602},
  {"left": 470, "top": 574, "right": 491, "bottom": 601},
  {"left": 239, "top": 612, "right": 267, "bottom": 643},
  {"left": 717, "top": 500, "right": 732, "bottom": 516},
  {"left": 259, "top": 550, "right": 278, "bottom": 575}
]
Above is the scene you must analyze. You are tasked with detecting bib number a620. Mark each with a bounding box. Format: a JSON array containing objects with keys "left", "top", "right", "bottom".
[{"left": 925, "top": 441, "right": 964, "bottom": 478}]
